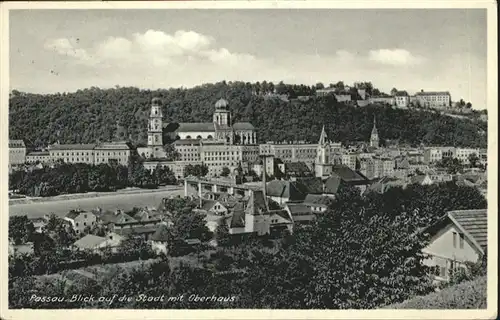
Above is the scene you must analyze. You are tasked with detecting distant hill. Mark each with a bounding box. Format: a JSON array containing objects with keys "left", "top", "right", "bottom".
[{"left": 9, "top": 82, "right": 487, "bottom": 149}]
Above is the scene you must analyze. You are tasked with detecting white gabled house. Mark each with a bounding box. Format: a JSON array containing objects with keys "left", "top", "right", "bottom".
[{"left": 422, "top": 209, "right": 487, "bottom": 283}]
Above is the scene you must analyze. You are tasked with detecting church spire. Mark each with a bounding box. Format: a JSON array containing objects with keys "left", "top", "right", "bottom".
[
  {"left": 318, "top": 125, "right": 328, "bottom": 145},
  {"left": 371, "top": 116, "right": 378, "bottom": 135}
]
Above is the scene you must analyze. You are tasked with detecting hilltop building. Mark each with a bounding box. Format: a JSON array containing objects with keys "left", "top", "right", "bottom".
[{"left": 416, "top": 90, "right": 452, "bottom": 109}]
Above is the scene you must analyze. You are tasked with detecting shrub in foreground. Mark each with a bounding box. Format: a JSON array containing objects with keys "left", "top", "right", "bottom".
[{"left": 386, "top": 276, "right": 487, "bottom": 309}]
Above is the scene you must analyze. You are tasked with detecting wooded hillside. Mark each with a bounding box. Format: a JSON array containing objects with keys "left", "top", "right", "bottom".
[{"left": 9, "top": 82, "right": 487, "bottom": 148}]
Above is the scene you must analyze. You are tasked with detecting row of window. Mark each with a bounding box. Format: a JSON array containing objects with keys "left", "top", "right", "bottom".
[{"left": 52, "top": 151, "right": 128, "bottom": 156}]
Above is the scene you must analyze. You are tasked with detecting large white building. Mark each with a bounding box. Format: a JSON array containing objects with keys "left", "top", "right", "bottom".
[
  {"left": 165, "top": 98, "right": 257, "bottom": 145},
  {"left": 47, "top": 142, "right": 130, "bottom": 165},
  {"left": 415, "top": 90, "right": 452, "bottom": 108}
]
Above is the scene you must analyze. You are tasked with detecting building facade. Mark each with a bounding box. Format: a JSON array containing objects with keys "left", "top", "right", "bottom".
[
  {"left": 94, "top": 142, "right": 131, "bottom": 166},
  {"left": 9, "top": 140, "right": 26, "bottom": 165},
  {"left": 415, "top": 90, "right": 452, "bottom": 108},
  {"left": 48, "top": 144, "right": 96, "bottom": 164},
  {"left": 166, "top": 98, "right": 257, "bottom": 145},
  {"left": 26, "top": 151, "right": 51, "bottom": 164},
  {"left": 422, "top": 209, "right": 486, "bottom": 283},
  {"left": 394, "top": 91, "right": 410, "bottom": 108}
]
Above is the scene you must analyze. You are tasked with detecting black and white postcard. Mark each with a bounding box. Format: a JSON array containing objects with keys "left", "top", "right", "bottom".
[{"left": 1, "top": 1, "right": 497, "bottom": 319}]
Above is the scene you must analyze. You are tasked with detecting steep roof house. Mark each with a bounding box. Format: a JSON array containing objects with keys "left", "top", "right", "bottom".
[{"left": 422, "top": 209, "right": 487, "bottom": 283}]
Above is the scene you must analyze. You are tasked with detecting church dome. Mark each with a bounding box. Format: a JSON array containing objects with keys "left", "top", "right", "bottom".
[
  {"left": 152, "top": 97, "right": 162, "bottom": 105},
  {"left": 215, "top": 98, "right": 229, "bottom": 110}
]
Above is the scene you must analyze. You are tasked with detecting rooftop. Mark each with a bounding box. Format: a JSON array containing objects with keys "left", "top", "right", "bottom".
[
  {"left": 49, "top": 144, "right": 96, "bottom": 151},
  {"left": 73, "top": 234, "right": 106, "bottom": 249},
  {"left": 416, "top": 91, "right": 451, "bottom": 96},
  {"left": 9, "top": 140, "right": 26, "bottom": 148},
  {"left": 448, "top": 209, "right": 487, "bottom": 251}
]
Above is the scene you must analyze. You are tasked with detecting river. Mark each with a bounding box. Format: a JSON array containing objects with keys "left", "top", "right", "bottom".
[{"left": 9, "top": 188, "right": 185, "bottom": 219}]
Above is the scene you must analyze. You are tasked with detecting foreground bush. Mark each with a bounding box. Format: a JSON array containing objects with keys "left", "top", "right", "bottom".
[{"left": 386, "top": 276, "right": 487, "bottom": 309}]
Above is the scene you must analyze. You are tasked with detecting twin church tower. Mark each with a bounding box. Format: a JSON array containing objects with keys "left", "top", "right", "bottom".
[{"left": 314, "top": 116, "right": 379, "bottom": 177}]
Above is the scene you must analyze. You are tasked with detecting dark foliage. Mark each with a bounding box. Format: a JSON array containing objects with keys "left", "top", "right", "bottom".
[{"left": 10, "top": 84, "right": 486, "bottom": 149}]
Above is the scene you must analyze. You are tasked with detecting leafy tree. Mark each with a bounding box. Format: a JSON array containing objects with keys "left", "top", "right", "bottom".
[
  {"left": 215, "top": 223, "right": 231, "bottom": 247},
  {"left": 163, "top": 143, "right": 181, "bottom": 161},
  {"left": 221, "top": 166, "right": 231, "bottom": 177},
  {"left": 468, "top": 153, "right": 480, "bottom": 167},
  {"left": 9, "top": 216, "right": 35, "bottom": 245},
  {"left": 436, "top": 157, "right": 464, "bottom": 174},
  {"left": 184, "top": 164, "right": 208, "bottom": 178}
]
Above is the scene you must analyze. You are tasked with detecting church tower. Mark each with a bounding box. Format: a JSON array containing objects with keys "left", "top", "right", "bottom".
[
  {"left": 370, "top": 116, "right": 379, "bottom": 148},
  {"left": 213, "top": 98, "right": 231, "bottom": 127},
  {"left": 148, "top": 97, "right": 165, "bottom": 158},
  {"left": 315, "top": 125, "right": 332, "bottom": 178}
]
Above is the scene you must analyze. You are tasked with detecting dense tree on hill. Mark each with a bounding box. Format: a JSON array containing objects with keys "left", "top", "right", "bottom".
[
  {"left": 8, "top": 216, "right": 35, "bottom": 245},
  {"left": 9, "top": 83, "right": 486, "bottom": 149}
]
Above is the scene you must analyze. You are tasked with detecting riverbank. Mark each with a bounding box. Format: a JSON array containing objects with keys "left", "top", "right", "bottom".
[
  {"left": 9, "top": 185, "right": 182, "bottom": 206},
  {"left": 9, "top": 188, "right": 185, "bottom": 219}
]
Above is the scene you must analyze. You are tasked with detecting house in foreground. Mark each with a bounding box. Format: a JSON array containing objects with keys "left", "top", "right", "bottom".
[
  {"left": 72, "top": 233, "right": 124, "bottom": 253},
  {"left": 422, "top": 209, "right": 487, "bottom": 283},
  {"left": 64, "top": 210, "right": 98, "bottom": 234}
]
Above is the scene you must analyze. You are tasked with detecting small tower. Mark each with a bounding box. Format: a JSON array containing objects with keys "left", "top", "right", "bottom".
[
  {"left": 213, "top": 98, "right": 231, "bottom": 127},
  {"left": 148, "top": 97, "right": 164, "bottom": 158},
  {"left": 315, "top": 125, "right": 332, "bottom": 178},
  {"left": 370, "top": 116, "right": 379, "bottom": 148}
]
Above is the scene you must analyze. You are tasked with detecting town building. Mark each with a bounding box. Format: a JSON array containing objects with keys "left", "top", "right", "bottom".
[
  {"left": 369, "top": 96, "right": 395, "bottom": 106},
  {"left": 72, "top": 233, "right": 124, "bottom": 253},
  {"left": 394, "top": 91, "right": 410, "bottom": 108},
  {"left": 422, "top": 209, "right": 487, "bottom": 283},
  {"left": 284, "top": 203, "right": 316, "bottom": 224},
  {"left": 315, "top": 87, "right": 336, "bottom": 97},
  {"left": 64, "top": 210, "right": 98, "bottom": 234},
  {"left": 26, "top": 151, "right": 51, "bottom": 164},
  {"left": 9, "top": 139, "right": 26, "bottom": 165},
  {"left": 334, "top": 93, "right": 352, "bottom": 103},
  {"left": 415, "top": 90, "right": 452, "bottom": 109},
  {"left": 374, "top": 157, "right": 396, "bottom": 178},
  {"left": 48, "top": 144, "right": 96, "bottom": 164},
  {"left": 455, "top": 148, "right": 480, "bottom": 165},
  {"left": 359, "top": 158, "right": 376, "bottom": 179},
  {"left": 341, "top": 153, "right": 358, "bottom": 171},
  {"left": 94, "top": 141, "right": 131, "bottom": 166}
]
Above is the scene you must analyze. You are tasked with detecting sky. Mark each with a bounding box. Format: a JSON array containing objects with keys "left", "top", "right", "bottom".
[{"left": 9, "top": 9, "right": 487, "bottom": 109}]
